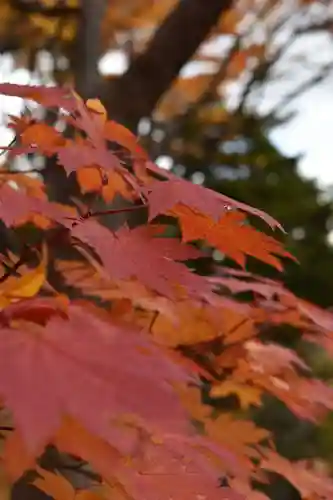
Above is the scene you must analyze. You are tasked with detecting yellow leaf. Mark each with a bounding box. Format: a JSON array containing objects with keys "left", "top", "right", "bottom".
[
  {"left": 152, "top": 300, "right": 220, "bottom": 346},
  {"left": 0, "top": 244, "right": 47, "bottom": 305},
  {"left": 86, "top": 99, "right": 107, "bottom": 122},
  {"left": 210, "top": 380, "right": 262, "bottom": 410}
]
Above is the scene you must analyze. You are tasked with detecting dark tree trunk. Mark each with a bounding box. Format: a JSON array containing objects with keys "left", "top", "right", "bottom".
[
  {"left": 72, "top": 0, "right": 106, "bottom": 99},
  {"left": 102, "top": 0, "right": 233, "bottom": 131}
]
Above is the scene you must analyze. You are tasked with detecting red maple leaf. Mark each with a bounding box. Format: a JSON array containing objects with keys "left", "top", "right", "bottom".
[
  {"left": 0, "top": 303, "right": 195, "bottom": 452},
  {"left": 0, "top": 183, "right": 74, "bottom": 227},
  {"left": 144, "top": 177, "right": 284, "bottom": 231},
  {"left": 56, "top": 141, "right": 122, "bottom": 175},
  {"left": 172, "top": 207, "right": 293, "bottom": 270},
  {"left": 72, "top": 220, "right": 210, "bottom": 298},
  {"left": 0, "top": 84, "right": 77, "bottom": 112}
]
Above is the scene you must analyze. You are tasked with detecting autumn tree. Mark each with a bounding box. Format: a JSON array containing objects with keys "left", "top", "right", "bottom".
[
  {"left": 0, "top": 83, "right": 331, "bottom": 500},
  {"left": 0, "top": 2, "right": 332, "bottom": 500}
]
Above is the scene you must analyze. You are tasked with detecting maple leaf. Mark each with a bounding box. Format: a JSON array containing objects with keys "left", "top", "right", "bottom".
[
  {"left": 86, "top": 98, "right": 108, "bottom": 121},
  {"left": 103, "top": 120, "right": 148, "bottom": 160},
  {"left": 143, "top": 177, "right": 284, "bottom": 231},
  {"left": 0, "top": 243, "right": 47, "bottom": 309},
  {"left": 0, "top": 171, "right": 46, "bottom": 200},
  {"left": 209, "top": 269, "right": 291, "bottom": 300},
  {"left": 295, "top": 298, "right": 333, "bottom": 332},
  {"left": 42, "top": 416, "right": 246, "bottom": 500},
  {"left": 0, "top": 296, "right": 68, "bottom": 326},
  {"left": 6, "top": 415, "right": 246, "bottom": 500},
  {"left": 72, "top": 220, "right": 209, "bottom": 299},
  {"left": 56, "top": 141, "right": 122, "bottom": 176},
  {"left": 3, "top": 417, "right": 121, "bottom": 483},
  {"left": 179, "top": 387, "right": 270, "bottom": 464},
  {"left": 76, "top": 167, "right": 134, "bottom": 202},
  {"left": 244, "top": 341, "right": 309, "bottom": 377},
  {"left": 0, "top": 303, "right": 195, "bottom": 453},
  {"left": 171, "top": 205, "right": 294, "bottom": 270},
  {"left": 20, "top": 122, "right": 66, "bottom": 155},
  {"left": 0, "top": 83, "right": 77, "bottom": 112},
  {"left": 150, "top": 299, "right": 222, "bottom": 346},
  {"left": 56, "top": 258, "right": 178, "bottom": 322},
  {"left": 210, "top": 380, "right": 262, "bottom": 410},
  {"left": 70, "top": 93, "right": 108, "bottom": 147},
  {"left": 204, "top": 414, "right": 271, "bottom": 461},
  {"left": 0, "top": 183, "right": 75, "bottom": 227},
  {"left": 261, "top": 450, "right": 333, "bottom": 500},
  {"left": 218, "top": 306, "right": 256, "bottom": 346},
  {"left": 232, "top": 358, "right": 333, "bottom": 422}
]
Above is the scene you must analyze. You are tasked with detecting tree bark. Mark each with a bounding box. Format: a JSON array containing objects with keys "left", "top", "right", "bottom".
[
  {"left": 72, "top": 0, "right": 106, "bottom": 100},
  {"left": 102, "top": 0, "right": 233, "bottom": 131}
]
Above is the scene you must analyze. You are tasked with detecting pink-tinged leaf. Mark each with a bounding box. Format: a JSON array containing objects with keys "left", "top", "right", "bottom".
[
  {"left": 0, "top": 183, "right": 75, "bottom": 227},
  {"left": 1, "top": 145, "right": 39, "bottom": 158},
  {"left": 53, "top": 418, "right": 246, "bottom": 500},
  {"left": 293, "top": 378, "right": 333, "bottom": 416},
  {"left": 245, "top": 341, "right": 309, "bottom": 376},
  {"left": 296, "top": 299, "right": 333, "bottom": 331},
  {"left": 261, "top": 450, "right": 333, "bottom": 500},
  {"left": 5, "top": 123, "right": 66, "bottom": 159},
  {"left": 209, "top": 267, "right": 297, "bottom": 303},
  {"left": 56, "top": 142, "right": 121, "bottom": 175},
  {"left": 0, "top": 84, "right": 76, "bottom": 112},
  {"left": 117, "top": 469, "right": 245, "bottom": 500},
  {"left": 72, "top": 221, "right": 209, "bottom": 299},
  {"left": 144, "top": 178, "right": 284, "bottom": 231},
  {"left": 70, "top": 93, "right": 106, "bottom": 146},
  {"left": 98, "top": 431, "right": 247, "bottom": 500},
  {"left": 0, "top": 297, "right": 68, "bottom": 326},
  {"left": 0, "top": 303, "right": 195, "bottom": 453}
]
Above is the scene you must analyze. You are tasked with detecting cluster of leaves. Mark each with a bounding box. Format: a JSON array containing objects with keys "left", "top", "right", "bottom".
[{"left": 0, "top": 83, "right": 332, "bottom": 500}]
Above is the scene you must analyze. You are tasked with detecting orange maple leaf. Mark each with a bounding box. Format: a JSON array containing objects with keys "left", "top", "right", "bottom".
[
  {"left": 76, "top": 166, "right": 134, "bottom": 202},
  {"left": 170, "top": 204, "right": 293, "bottom": 270},
  {"left": 20, "top": 122, "right": 65, "bottom": 154},
  {"left": 210, "top": 380, "right": 262, "bottom": 410},
  {"left": 151, "top": 300, "right": 221, "bottom": 346}
]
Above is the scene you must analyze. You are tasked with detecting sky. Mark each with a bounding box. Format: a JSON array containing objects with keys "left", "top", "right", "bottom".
[
  {"left": 0, "top": 28, "right": 333, "bottom": 190},
  {"left": 267, "top": 80, "right": 333, "bottom": 189}
]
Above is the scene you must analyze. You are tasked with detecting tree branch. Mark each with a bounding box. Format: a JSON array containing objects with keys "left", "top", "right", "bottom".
[
  {"left": 264, "top": 60, "right": 333, "bottom": 124},
  {"left": 72, "top": 0, "right": 106, "bottom": 100},
  {"left": 102, "top": 0, "right": 234, "bottom": 130}
]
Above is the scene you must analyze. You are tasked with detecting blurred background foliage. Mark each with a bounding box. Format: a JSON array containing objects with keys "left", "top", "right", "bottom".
[{"left": 1, "top": 1, "right": 333, "bottom": 499}]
